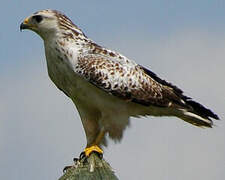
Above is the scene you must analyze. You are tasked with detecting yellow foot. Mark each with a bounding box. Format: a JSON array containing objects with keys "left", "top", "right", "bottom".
[{"left": 84, "top": 145, "right": 103, "bottom": 157}]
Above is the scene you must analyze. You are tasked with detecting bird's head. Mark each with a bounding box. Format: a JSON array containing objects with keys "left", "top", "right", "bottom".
[{"left": 20, "top": 9, "right": 84, "bottom": 40}]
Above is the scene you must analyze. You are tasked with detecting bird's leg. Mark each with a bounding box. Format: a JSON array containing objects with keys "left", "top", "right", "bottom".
[
  {"left": 83, "top": 129, "right": 105, "bottom": 157},
  {"left": 64, "top": 130, "right": 106, "bottom": 172}
]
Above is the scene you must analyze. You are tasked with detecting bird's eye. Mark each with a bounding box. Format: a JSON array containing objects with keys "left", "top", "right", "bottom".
[{"left": 32, "top": 15, "right": 43, "bottom": 23}]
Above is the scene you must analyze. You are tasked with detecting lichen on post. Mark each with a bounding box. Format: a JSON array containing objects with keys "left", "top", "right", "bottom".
[{"left": 58, "top": 153, "right": 119, "bottom": 180}]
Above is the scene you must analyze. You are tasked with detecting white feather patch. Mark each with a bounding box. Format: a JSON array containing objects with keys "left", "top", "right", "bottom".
[{"left": 182, "top": 110, "right": 212, "bottom": 124}]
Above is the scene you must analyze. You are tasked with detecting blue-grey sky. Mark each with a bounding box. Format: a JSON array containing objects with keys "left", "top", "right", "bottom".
[{"left": 1, "top": 1, "right": 225, "bottom": 180}]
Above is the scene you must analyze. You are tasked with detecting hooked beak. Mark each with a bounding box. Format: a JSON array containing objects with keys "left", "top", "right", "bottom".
[{"left": 20, "top": 17, "right": 31, "bottom": 31}]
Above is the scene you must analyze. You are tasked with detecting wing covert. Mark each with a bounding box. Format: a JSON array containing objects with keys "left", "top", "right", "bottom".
[{"left": 76, "top": 54, "right": 181, "bottom": 107}]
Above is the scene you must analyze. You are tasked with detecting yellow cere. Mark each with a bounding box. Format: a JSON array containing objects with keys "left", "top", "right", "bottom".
[{"left": 24, "top": 17, "right": 29, "bottom": 24}]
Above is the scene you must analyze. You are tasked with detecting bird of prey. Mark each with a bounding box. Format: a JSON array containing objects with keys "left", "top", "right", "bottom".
[{"left": 20, "top": 9, "right": 219, "bottom": 157}]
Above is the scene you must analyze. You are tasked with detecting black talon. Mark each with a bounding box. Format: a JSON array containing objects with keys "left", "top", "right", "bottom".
[
  {"left": 73, "top": 157, "right": 79, "bottom": 163},
  {"left": 92, "top": 151, "right": 103, "bottom": 159},
  {"left": 78, "top": 151, "right": 103, "bottom": 164},
  {"left": 79, "top": 151, "right": 86, "bottom": 160},
  {"left": 63, "top": 157, "right": 80, "bottom": 173},
  {"left": 63, "top": 166, "right": 72, "bottom": 173},
  {"left": 78, "top": 151, "right": 89, "bottom": 164},
  {"left": 98, "top": 152, "right": 103, "bottom": 159}
]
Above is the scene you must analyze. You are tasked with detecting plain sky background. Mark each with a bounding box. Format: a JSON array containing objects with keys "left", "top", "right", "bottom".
[{"left": 1, "top": 1, "right": 225, "bottom": 180}]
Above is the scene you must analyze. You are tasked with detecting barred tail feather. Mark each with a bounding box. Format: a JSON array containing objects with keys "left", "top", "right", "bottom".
[
  {"left": 178, "top": 99, "right": 219, "bottom": 128},
  {"left": 179, "top": 109, "right": 213, "bottom": 127}
]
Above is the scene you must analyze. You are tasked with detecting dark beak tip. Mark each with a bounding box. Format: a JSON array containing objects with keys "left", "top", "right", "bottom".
[
  {"left": 20, "top": 23, "right": 27, "bottom": 31},
  {"left": 20, "top": 23, "right": 23, "bottom": 31}
]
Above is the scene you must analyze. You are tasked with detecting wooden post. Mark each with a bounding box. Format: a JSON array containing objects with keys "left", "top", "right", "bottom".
[{"left": 58, "top": 153, "right": 119, "bottom": 180}]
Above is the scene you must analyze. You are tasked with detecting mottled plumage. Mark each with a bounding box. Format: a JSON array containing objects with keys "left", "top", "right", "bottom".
[{"left": 21, "top": 10, "right": 219, "bottom": 151}]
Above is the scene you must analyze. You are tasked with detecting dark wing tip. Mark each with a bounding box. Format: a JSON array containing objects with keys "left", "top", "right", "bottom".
[
  {"left": 139, "top": 65, "right": 220, "bottom": 121},
  {"left": 185, "top": 99, "right": 219, "bottom": 120},
  {"left": 139, "top": 65, "right": 184, "bottom": 95}
]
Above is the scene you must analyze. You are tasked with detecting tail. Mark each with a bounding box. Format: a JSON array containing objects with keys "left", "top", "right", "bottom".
[{"left": 178, "top": 99, "right": 219, "bottom": 128}]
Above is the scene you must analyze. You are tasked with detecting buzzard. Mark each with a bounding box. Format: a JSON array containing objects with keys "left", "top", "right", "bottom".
[{"left": 20, "top": 10, "right": 219, "bottom": 157}]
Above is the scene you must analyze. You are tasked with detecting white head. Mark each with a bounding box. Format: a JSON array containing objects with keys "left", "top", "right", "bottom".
[{"left": 20, "top": 9, "right": 84, "bottom": 40}]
